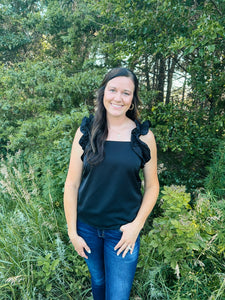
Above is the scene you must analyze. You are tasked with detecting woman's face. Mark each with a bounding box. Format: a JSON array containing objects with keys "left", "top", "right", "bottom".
[{"left": 103, "top": 76, "right": 134, "bottom": 118}]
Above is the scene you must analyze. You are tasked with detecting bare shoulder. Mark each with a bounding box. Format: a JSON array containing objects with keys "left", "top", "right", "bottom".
[
  {"left": 65, "top": 126, "right": 84, "bottom": 186},
  {"left": 73, "top": 126, "right": 83, "bottom": 144},
  {"left": 69, "top": 126, "right": 84, "bottom": 158},
  {"left": 76, "top": 126, "right": 83, "bottom": 138},
  {"left": 140, "top": 130, "right": 156, "bottom": 149}
]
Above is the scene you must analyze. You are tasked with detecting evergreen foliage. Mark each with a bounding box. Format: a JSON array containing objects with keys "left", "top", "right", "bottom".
[{"left": 205, "top": 139, "right": 225, "bottom": 199}]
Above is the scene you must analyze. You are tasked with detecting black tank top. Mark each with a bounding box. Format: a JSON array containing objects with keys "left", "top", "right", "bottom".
[{"left": 77, "top": 115, "right": 151, "bottom": 229}]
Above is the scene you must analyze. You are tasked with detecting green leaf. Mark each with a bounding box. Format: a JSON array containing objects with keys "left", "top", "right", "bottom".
[
  {"left": 52, "top": 258, "right": 60, "bottom": 270},
  {"left": 207, "top": 45, "right": 215, "bottom": 53},
  {"left": 46, "top": 283, "right": 52, "bottom": 292}
]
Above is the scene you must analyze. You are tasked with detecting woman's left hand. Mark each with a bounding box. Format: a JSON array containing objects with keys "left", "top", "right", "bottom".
[{"left": 114, "top": 221, "right": 141, "bottom": 258}]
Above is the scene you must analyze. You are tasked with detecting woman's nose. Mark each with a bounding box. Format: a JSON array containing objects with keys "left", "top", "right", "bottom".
[{"left": 114, "top": 92, "right": 122, "bottom": 101}]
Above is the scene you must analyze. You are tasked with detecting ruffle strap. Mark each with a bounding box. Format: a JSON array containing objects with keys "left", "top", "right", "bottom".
[
  {"left": 79, "top": 115, "right": 151, "bottom": 167},
  {"left": 79, "top": 115, "right": 94, "bottom": 160},
  {"left": 131, "top": 120, "right": 151, "bottom": 168}
]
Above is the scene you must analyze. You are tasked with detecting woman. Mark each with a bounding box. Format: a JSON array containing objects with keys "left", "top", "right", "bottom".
[{"left": 64, "top": 67, "right": 159, "bottom": 300}]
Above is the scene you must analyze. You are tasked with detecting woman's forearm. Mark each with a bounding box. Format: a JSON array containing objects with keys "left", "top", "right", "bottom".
[
  {"left": 64, "top": 184, "right": 79, "bottom": 236},
  {"left": 133, "top": 184, "right": 159, "bottom": 230}
]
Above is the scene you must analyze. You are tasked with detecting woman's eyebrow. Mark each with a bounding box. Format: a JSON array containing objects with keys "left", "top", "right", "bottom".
[
  {"left": 108, "top": 85, "right": 132, "bottom": 92},
  {"left": 107, "top": 84, "right": 116, "bottom": 89}
]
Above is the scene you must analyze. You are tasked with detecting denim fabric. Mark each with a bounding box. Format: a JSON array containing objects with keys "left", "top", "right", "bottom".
[{"left": 77, "top": 220, "right": 140, "bottom": 300}]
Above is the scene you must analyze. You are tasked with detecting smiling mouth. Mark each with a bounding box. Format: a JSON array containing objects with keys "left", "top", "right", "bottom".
[{"left": 111, "top": 103, "right": 123, "bottom": 108}]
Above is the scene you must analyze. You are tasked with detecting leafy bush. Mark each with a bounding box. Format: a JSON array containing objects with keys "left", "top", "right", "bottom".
[
  {"left": 147, "top": 102, "right": 224, "bottom": 191},
  {"left": 205, "top": 138, "right": 225, "bottom": 199},
  {"left": 3, "top": 107, "right": 89, "bottom": 209},
  {"left": 133, "top": 185, "right": 225, "bottom": 300},
  {"left": 0, "top": 60, "right": 103, "bottom": 156}
]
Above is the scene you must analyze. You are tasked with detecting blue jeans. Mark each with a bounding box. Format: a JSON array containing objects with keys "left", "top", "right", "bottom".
[{"left": 77, "top": 220, "right": 140, "bottom": 300}]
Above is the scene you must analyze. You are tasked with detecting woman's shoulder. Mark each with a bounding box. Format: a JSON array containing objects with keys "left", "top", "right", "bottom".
[
  {"left": 138, "top": 119, "right": 155, "bottom": 146},
  {"left": 131, "top": 119, "right": 153, "bottom": 168},
  {"left": 139, "top": 129, "right": 156, "bottom": 148},
  {"left": 133, "top": 119, "right": 152, "bottom": 137}
]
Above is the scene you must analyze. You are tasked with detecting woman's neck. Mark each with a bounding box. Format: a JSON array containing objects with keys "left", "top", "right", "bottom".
[
  {"left": 106, "top": 115, "right": 130, "bottom": 129},
  {"left": 106, "top": 115, "right": 136, "bottom": 141}
]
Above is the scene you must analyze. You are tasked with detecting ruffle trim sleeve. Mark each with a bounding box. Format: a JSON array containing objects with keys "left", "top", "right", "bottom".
[
  {"left": 131, "top": 120, "right": 151, "bottom": 168},
  {"left": 79, "top": 115, "right": 94, "bottom": 160}
]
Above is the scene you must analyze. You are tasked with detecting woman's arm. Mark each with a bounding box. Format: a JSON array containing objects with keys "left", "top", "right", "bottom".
[
  {"left": 64, "top": 127, "right": 91, "bottom": 259},
  {"left": 133, "top": 130, "right": 159, "bottom": 229},
  {"left": 115, "top": 130, "right": 159, "bottom": 257}
]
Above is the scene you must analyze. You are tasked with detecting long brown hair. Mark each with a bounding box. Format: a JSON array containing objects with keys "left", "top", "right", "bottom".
[{"left": 86, "top": 67, "right": 141, "bottom": 165}]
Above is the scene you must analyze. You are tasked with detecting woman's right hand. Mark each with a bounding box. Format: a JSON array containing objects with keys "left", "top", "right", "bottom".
[{"left": 70, "top": 234, "right": 91, "bottom": 259}]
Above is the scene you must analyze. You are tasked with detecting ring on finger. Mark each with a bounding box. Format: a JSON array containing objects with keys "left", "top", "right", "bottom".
[{"left": 126, "top": 246, "right": 132, "bottom": 251}]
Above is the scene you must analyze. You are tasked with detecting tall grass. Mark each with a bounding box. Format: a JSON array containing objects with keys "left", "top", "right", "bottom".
[{"left": 0, "top": 153, "right": 90, "bottom": 299}]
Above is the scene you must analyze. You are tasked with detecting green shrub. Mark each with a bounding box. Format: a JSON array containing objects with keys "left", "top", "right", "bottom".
[
  {"left": 133, "top": 185, "right": 225, "bottom": 300},
  {"left": 205, "top": 139, "right": 225, "bottom": 199},
  {"left": 147, "top": 102, "right": 224, "bottom": 191},
  {"left": 0, "top": 60, "right": 103, "bottom": 157}
]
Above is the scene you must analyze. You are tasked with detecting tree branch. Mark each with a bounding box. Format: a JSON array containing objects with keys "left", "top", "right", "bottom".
[{"left": 209, "top": 0, "right": 223, "bottom": 16}]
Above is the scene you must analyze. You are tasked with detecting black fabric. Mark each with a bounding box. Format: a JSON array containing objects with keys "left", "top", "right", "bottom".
[
  {"left": 77, "top": 116, "right": 151, "bottom": 229},
  {"left": 79, "top": 115, "right": 151, "bottom": 168}
]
